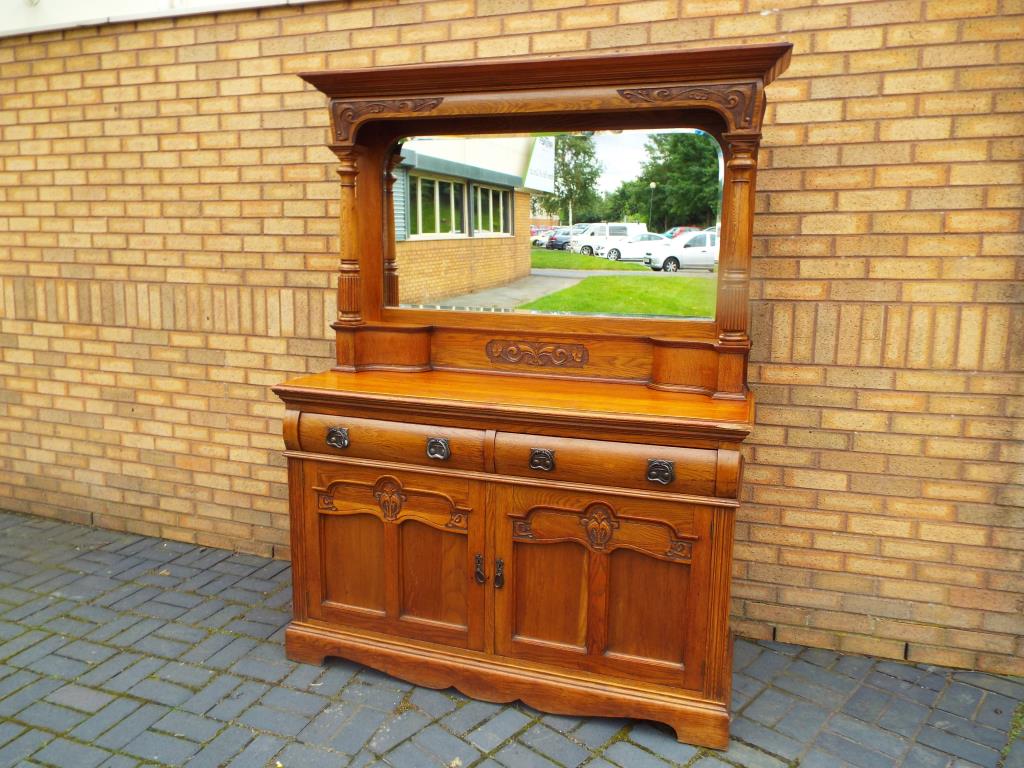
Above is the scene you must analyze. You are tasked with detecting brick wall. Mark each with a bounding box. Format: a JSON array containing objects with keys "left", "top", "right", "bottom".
[
  {"left": 397, "top": 190, "right": 532, "bottom": 304},
  {"left": 0, "top": 1, "right": 1020, "bottom": 674}
]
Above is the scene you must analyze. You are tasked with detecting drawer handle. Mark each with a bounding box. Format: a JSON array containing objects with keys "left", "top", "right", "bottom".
[
  {"left": 528, "top": 448, "right": 555, "bottom": 472},
  {"left": 494, "top": 558, "right": 505, "bottom": 589},
  {"left": 647, "top": 459, "right": 675, "bottom": 485},
  {"left": 325, "top": 426, "right": 349, "bottom": 450},
  {"left": 426, "top": 437, "right": 451, "bottom": 461},
  {"left": 474, "top": 554, "right": 487, "bottom": 585}
]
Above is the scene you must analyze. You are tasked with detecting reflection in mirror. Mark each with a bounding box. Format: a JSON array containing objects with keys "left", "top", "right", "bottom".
[{"left": 388, "top": 129, "right": 723, "bottom": 319}]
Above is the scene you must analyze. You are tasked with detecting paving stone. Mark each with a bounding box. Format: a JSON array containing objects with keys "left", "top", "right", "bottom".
[
  {"left": 493, "top": 740, "right": 561, "bottom": 768},
  {"left": 602, "top": 740, "right": 674, "bottom": 768},
  {"left": 712, "top": 739, "right": 788, "bottom": 768},
  {"left": 575, "top": 721, "right": 630, "bottom": 753},
  {"left": 94, "top": 703, "right": 170, "bottom": 751},
  {"left": 0, "top": 678, "right": 63, "bottom": 718},
  {"left": 469, "top": 707, "right": 532, "bottom": 751},
  {"left": 519, "top": 722, "right": 590, "bottom": 768},
  {"left": 901, "top": 743, "right": 952, "bottom": 768},
  {"left": 408, "top": 688, "right": 458, "bottom": 719},
  {"left": 744, "top": 688, "right": 798, "bottom": 726},
  {"left": 384, "top": 739, "right": 445, "bottom": 768},
  {"left": 814, "top": 731, "right": 896, "bottom": 768},
  {"left": 828, "top": 713, "right": 909, "bottom": 758},
  {"left": 238, "top": 704, "right": 310, "bottom": 737},
  {"left": 974, "top": 691, "right": 1015, "bottom": 732},
  {"left": 76, "top": 653, "right": 143, "bottom": 688},
  {"left": 731, "top": 717, "right": 804, "bottom": 761},
  {"left": 154, "top": 662, "right": 213, "bottom": 690},
  {"left": 0, "top": 729, "right": 51, "bottom": 765},
  {"left": 691, "top": 757, "right": 732, "bottom": 768},
  {"left": 442, "top": 700, "right": 503, "bottom": 734},
  {"left": 31, "top": 738, "right": 110, "bottom": 768},
  {"left": 627, "top": 722, "right": 699, "bottom": 765},
  {"left": 274, "top": 741, "right": 350, "bottom": 768},
  {"left": 129, "top": 678, "right": 193, "bottom": 707},
  {"left": 69, "top": 699, "right": 142, "bottom": 742},
  {"left": 180, "top": 674, "right": 243, "bottom": 716},
  {"left": 878, "top": 698, "right": 929, "bottom": 736},
  {"left": 205, "top": 681, "right": 269, "bottom": 722},
  {"left": 368, "top": 709, "right": 431, "bottom": 754},
  {"left": 1005, "top": 735, "right": 1024, "bottom": 768},
  {"left": 15, "top": 701, "right": 88, "bottom": 733},
  {"left": 775, "top": 701, "right": 830, "bottom": 742},
  {"left": 183, "top": 725, "right": 253, "bottom": 768},
  {"left": 411, "top": 724, "right": 481, "bottom": 767},
  {"left": 260, "top": 686, "right": 329, "bottom": 718},
  {"left": 0, "top": 722, "right": 24, "bottom": 748},
  {"left": 951, "top": 672, "right": 1024, "bottom": 702},
  {"left": 123, "top": 730, "right": 200, "bottom": 765},
  {"left": 326, "top": 707, "right": 389, "bottom": 754},
  {"left": 44, "top": 684, "right": 115, "bottom": 713},
  {"left": 936, "top": 683, "right": 984, "bottom": 719},
  {"left": 927, "top": 710, "right": 1005, "bottom": 750},
  {"left": 843, "top": 685, "right": 891, "bottom": 722},
  {"left": 96, "top": 756, "right": 140, "bottom": 768},
  {"left": 55, "top": 641, "right": 116, "bottom": 665},
  {"left": 152, "top": 710, "right": 222, "bottom": 743}
]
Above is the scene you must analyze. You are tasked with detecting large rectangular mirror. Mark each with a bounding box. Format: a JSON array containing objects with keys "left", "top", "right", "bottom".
[{"left": 387, "top": 129, "right": 723, "bottom": 320}]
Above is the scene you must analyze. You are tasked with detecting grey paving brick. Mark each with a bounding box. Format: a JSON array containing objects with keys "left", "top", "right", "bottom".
[
  {"left": 327, "top": 707, "right": 390, "bottom": 754},
  {"left": 814, "top": 731, "right": 896, "bottom": 768},
  {"left": 367, "top": 709, "right": 431, "bottom": 754},
  {"left": 261, "top": 686, "right": 329, "bottom": 718},
  {"left": 69, "top": 699, "right": 142, "bottom": 742},
  {"left": 101, "top": 657, "right": 165, "bottom": 694},
  {"left": 0, "top": 722, "right": 24, "bottom": 748},
  {"left": 152, "top": 710, "right": 222, "bottom": 744},
  {"left": 626, "top": 722, "right": 699, "bottom": 765},
  {"left": 712, "top": 740, "right": 788, "bottom": 768},
  {"left": 206, "top": 681, "right": 269, "bottom": 721},
  {"left": 31, "top": 738, "right": 110, "bottom": 768},
  {"left": 744, "top": 688, "right": 798, "bottom": 726},
  {"left": 55, "top": 641, "right": 116, "bottom": 665},
  {"left": 828, "top": 713, "right": 909, "bottom": 758},
  {"left": 274, "top": 741, "right": 350, "bottom": 768},
  {"left": 951, "top": 672, "right": 1024, "bottom": 701},
  {"left": 180, "top": 674, "right": 243, "bottom": 716},
  {"left": 94, "top": 703, "right": 169, "bottom": 751},
  {"left": 183, "top": 725, "right": 253, "bottom": 768},
  {"left": 224, "top": 734, "right": 285, "bottom": 768},
  {"left": 469, "top": 707, "right": 531, "bottom": 751},
  {"left": 25, "top": 655, "right": 90, "bottom": 680},
  {"left": 405, "top": 690, "right": 455, "bottom": 721},
  {"left": 0, "top": 678, "right": 63, "bottom": 718},
  {"left": 927, "top": 710, "right": 1005, "bottom": 750},
  {"left": 76, "top": 653, "right": 142, "bottom": 688},
  {"left": 493, "top": 740, "right": 561, "bottom": 768},
  {"left": 878, "top": 698, "right": 930, "bottom": 737},
  {"left": 129, "top": 678, "right": 193, "bottom": 708},
  {"left": 603, "top": 740, "right": 673, "bottom": 768},
  {"left": 96, "top": 756, "right": 140, "bottom": 768},
  {"left": 731, "top": 716, "right": 804, "bottom": 761},
  {"left": 123, "top": 730, "right": 200, "bottom": 764},
  {"left": 238, "top": 703, "right": 310, "bottom": 737},
  {"left": 775, "top": 701, "right": 830, "bottom": 742},
  {"left": 1005, "top": 734, "right": 1024, "bottom": 768},
  {"left": 412, "top": 724, "right": 480, "bottom": 767},
  {"left": 571, "top": 718, "right": 627, "bottom": 749},
  {"left": 519, "top": 723, "right": 590, "bottom": 768},
  {"left": 691, "top": 758, "right": 732, "bottom": 768},
  {"left": 340, "top": 682, "right": 405, "bottom": 712},
  {"left": 154, "top": 662, "right": 213, "bottom": 690},
  {"left": 44, "top": 684, "right": 115, "bottom": 714},
  {"left": 384, "top": 739, "right": 444, "bottom": 768},
  {"left": 901, "top": 743, "right": 952, "bottom": 768},
  {"left": 442, "top": 700, "right": 503, "bottom": 735},
  {"left": 0, "top": 729, "right": 51, "bottom": 766},
  {"left": 975, "top": 691, "right": 1015, "bottom": 732},
  {"left": 15, "top": 701, "right": 88, "bottom": 733}
]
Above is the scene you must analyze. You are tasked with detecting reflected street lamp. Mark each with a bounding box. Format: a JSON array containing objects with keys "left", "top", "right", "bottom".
[{"left": 648, "top": 181, "right": 657, "bottom": 228}]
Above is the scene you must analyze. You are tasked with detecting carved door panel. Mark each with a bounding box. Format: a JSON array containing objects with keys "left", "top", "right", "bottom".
[
  {"left": 493, "top": 484, "right": 712, "bottom": 692},
  {"left": 303, "top": 460, "right": 485, "bottom": 650}
]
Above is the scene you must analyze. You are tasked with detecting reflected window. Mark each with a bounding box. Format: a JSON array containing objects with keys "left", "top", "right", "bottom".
[
  {"left": 473, "top": 184, "right": 512, "bottom": 235},
  {"left": 407, "top": 174, "right": 466, "bottom": 237}
]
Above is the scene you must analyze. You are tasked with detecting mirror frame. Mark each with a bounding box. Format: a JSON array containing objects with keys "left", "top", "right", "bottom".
[{"left": 300, "top": 44, "right": 791, "bottom": 399}]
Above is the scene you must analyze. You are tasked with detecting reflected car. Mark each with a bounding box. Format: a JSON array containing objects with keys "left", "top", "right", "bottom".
[
  {"left": 532, "top": 229, "right": 555, "bottom": 246},
  {"left": 545, "top": 227, "right": 572, "bottom": 250},
  {"left": 644, "top": 230, "right": 719, "bottom": 272},
  {"left": 595, "top": 232, "right": 675, "bottom": 262},
  {"left": 661, "top": 226, "right": 700, "bottom": 239}
]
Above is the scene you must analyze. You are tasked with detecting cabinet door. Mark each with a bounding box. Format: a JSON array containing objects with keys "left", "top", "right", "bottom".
[
  {"left": 493, "top": 484, "right": 713, "bottom": 692},
  {"left": 301, "top": 460, "right": 486, "bottom": 650}
]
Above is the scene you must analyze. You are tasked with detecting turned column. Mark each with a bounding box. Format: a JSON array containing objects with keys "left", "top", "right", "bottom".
[
  {"left": 382, "top": 147, "right": 403, "bottom": 308},
  {"left": 331, "top": 144, "right": 366, "bottom": 326},
  {"left": 715, "top": 132, "right": 759, "bottom": 399}
]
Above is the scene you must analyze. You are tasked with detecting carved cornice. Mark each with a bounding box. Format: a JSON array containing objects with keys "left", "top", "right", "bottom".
[
  {"left": 485, "top": 339, "right": 589, "bottom": 368},
  {"left": 331, "top": 97, "right": 444, "bottom": 143},
  {"left": 618, "top": 83, "right": 758, "bottom": 131}
]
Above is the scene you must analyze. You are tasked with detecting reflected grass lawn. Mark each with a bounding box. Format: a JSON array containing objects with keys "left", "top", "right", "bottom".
[
  {"left": 519, "top": 275, "right": 716, "bottom": 317},
  {"left": 530, "top": 248, "right": 646, "bottom": 271}
]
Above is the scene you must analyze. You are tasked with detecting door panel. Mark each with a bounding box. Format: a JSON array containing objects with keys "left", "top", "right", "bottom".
[
  {"left": 513, "top": 541, "right": 587, "bottom": 651},
  {"left": 399, "top": 519, "right": 468, "bottom": 629},
  {"left": 321, "top": 513, "right": 386, "bottom": 615},
  {"left": 303, "top": 460, "right": 485, "bottom": 650},
  {"left": 494, "top": 484, "right": 710, "bottom": 691}
]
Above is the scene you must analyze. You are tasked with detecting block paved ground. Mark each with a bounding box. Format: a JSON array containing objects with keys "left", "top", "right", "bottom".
[{"left": 0, "top": 510, "right": 1020, "bottom": 768}]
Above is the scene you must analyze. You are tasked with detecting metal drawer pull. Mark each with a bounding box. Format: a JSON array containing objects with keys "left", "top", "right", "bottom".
[
  {"left": 494, "top": 558, "right": 505, "bottom": 589},
  {"left": 325, "top": 426, "right": 349, "bottom": 450},
  {"left": 528, "top": 448, "right": 555, "bottom": 472},
  {"left": 474, "top": 554, "right": 487, "bottom": 584},
  {"left": 426, "top": 437, "right": 451, "bottom": 461},
  {"left": 647, "top": 459, "right": 675, "bottom": 485}
]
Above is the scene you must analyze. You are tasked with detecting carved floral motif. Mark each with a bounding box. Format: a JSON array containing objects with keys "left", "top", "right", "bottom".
[
  {"left": 666, "top": 540, "right": 693, "bottom": 561},
  {"left": 332, "top": 98, "right": 444, "bottom": 142},
  {"left": 317, "top": 492, "right": 336, "bottom": 511},
  {"left": 579, "top": 503, "right": 619, "bottom": 551},
  {"left": 485, "top": 340, "right": 589, "bottom": 368},
  {"left": 512, "top": 519, "right": 534, "bottom": 539},
  {"left": 373, "top": 476, "right": 407, "bottom": 521},
  {"left": 617, "top": 84, "right": 757, "bottom": 129}
]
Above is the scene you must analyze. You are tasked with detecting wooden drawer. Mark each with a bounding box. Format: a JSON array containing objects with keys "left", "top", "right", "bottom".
[
  {"left": 494, "top": 432, "right": 719, "bottom": 496},
  {"left": 298, "top": 413, "right": 486, "bottom": 471}
]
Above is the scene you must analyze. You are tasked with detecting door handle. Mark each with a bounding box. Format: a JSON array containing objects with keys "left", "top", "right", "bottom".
[
  {"left": 494, "top": 558, "right": 505, "bottom": 589},
  {"left": 474, "top": 554, "right": 487, "bottom": 585}
]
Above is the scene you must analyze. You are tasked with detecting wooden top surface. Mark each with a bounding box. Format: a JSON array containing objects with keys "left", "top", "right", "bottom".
[
  {"left": 300, "top": 44, "right": 792, "bottom": 100},
  {"left": 274, "top": 370, "right": 754, "bottom": 442}
]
